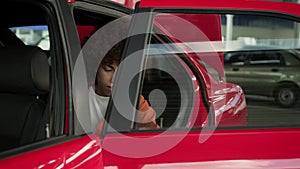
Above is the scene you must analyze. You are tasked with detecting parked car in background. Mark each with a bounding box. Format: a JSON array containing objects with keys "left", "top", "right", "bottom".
[
  {"left": 0, "top": 0, "right": 300, "bottom": 169},
  {"left": 224, "top": 47, "right": 300, "bottom": 107}
]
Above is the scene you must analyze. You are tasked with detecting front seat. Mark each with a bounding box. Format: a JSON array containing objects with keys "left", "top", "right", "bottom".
[
  {"left": 0, "top": 27, "right": 26, "bottom": 47},
  {"left": 0, "top": 46, "right": 49, "bottom": 151}
]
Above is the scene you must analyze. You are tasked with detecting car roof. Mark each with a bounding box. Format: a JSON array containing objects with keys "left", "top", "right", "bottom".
[
  {"left": 1, "top": 0, "right": 132, "bottom": 28},
  {"left": 1, "top": 1, "right": 46, "bottom": 28}
]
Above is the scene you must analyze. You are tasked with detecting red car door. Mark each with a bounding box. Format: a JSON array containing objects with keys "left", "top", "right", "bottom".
[
  {"left": 101, "top": 0, "right": 300, "bottom": 168},
  {"left": 0, "top": 0, "right": 104, "bottom": 168}
]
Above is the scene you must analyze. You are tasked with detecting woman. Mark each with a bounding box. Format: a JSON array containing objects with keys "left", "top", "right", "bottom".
[{"left": 89, "top": 40, "right": 159, "bottom": 135}]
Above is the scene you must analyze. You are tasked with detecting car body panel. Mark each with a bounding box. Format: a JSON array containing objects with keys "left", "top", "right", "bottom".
[
  {"left": 103, "top": 128, "right": 300, "bottom": 168},
  {"left": 187, "top": 54, "right": 247, "bottom": 126},
  {"left": 139, "top": 0, "right": 300, "bottom": 16},
  {"left": 0, "top": 135, "right": 103, "bottom": 169}
]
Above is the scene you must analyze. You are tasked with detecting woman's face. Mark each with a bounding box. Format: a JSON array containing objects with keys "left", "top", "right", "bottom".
[{"left": 95, "top": 61, "right": 119, "bottom": 96}]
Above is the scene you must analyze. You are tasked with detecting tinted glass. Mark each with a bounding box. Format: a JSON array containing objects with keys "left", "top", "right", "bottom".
[{"left": 137, "top": 12, "right": 300, "bottom": 131}]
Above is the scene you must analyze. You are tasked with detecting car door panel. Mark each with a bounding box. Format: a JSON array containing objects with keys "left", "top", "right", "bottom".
[
  {"left": 102, "top": 129, "right": 300, "bottom": 168},
  {"left": 243, "top": 66, "right": 283, "bottom": 96},
  {"left": 102, "top": 0, "right": 300, "bottom": 168},
  {"left": 0, "top": 0, "right": 105, "bottom": 168},
  {"left": 0, "top": 135, "right": 103, "bottom": 169}
]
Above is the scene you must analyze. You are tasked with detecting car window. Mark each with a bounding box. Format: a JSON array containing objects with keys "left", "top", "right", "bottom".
[
  {"left": 139, "top": 40, "right": 197, "bottom": 129},
  {"left": 9, "top": 26, "right": 50, "bottom": 50},
  {"left": 128, "top": 12, "right": 244, "bottom": 131},
  {"left": 224, "top": 52, "right": 247, "bottom": 65},
  {"left": 128, "top": 11, "right": 300, "bottom": 132},
  {"left": 248, "top": 51, "right": 282, "bottom": 65},
  {"left": 222, "top": 13, "right": 300, "bottom": 126}
]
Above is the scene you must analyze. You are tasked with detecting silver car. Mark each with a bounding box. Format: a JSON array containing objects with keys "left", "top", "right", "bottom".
[{"left": 224, "top": 48, "right": 300, "bottom": 107}]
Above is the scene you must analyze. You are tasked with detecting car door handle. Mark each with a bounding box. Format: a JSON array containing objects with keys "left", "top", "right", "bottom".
[
  {"left": 232, "top": 68, "right": 239, "bottom": 71},
  {"left": 271, "top": 68, "right": 279, "bottom": 72}
]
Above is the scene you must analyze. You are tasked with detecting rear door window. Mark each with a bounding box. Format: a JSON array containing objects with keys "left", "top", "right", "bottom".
[
  {"left": 10, "top": 26, "right": 50, "bottom": 50},
  {"left": 109, "top": 10, "right": 300, "bottom": 132}
]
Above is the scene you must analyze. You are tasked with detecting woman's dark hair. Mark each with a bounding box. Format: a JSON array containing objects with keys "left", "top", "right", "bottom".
[
  {"left": 95, "top": 39, "right": 126, "bottom": 85},
  {"left": 101, "top": 39, "right": 126, "bottom": 66}
]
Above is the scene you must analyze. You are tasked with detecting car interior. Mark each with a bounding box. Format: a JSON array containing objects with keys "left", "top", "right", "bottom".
[
  {"left": 0, "top": 2, "right": 52, "bottom": 152},
  {"left": 0, "top": 46, "right": 50, "bottom": 151}
]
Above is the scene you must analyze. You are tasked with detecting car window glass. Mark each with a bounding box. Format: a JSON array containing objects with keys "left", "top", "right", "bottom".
[
  {"left": 222, "top": 13, "right": 300, "bottom": 127},
  {"left": 197, "top": 59, "right": 222, "bottom": 81},
  {"left": 132, "top": 11, "right": 300, "bottom": 132},
  {"left": 248, "top": 51, "right": 281, "bottom": 65},
  {"left": 225, "top": 52, "right": 247, "bottom": 65},
  {"left": 9, "top": 26, "right": 50, "bottom": 50},
  {"left": 136, "top": 39, "right": 197, "bottom": 129}
]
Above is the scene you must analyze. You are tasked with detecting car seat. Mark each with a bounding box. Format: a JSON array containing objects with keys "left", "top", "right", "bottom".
[
  {"left": 0, "top": 27, "right": 25, "bottom": 47},
  {"left": 0, "top": 46, "right": 49, "bottom": 151}
]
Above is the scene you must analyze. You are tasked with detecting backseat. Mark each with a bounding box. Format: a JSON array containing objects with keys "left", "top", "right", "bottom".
[{"left": 0, "top": 46, "right": 49, "bottom": 151}]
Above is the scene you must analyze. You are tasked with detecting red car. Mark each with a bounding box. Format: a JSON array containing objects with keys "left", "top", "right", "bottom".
[{"left": 0, "top": 0, "right": 299, "bottom": 169}]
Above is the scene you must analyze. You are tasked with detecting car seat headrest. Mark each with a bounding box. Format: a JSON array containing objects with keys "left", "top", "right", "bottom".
[
  {"left": 0, "top": 46, "right": 49, "bottom": 94},
  {"left": 0, "top": 27, "right": 26, "bottom": 47}
]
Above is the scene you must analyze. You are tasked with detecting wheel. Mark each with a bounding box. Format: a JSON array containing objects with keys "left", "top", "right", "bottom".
[{"left": 274, "top": 84, "right": 298, "bottom": 108}]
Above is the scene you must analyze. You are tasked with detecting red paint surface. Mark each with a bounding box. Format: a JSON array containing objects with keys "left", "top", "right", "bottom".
[{"left": 0, "top": 135, "right": 103, "bottom": 169}]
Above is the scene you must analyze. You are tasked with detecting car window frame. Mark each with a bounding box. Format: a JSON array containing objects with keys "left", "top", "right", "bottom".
[
  {"left": 105, "top": 4, "right": 300, "bottom": 135},
  {"left": 0, "top": 0, "right": 72, "bottom": 157},
  {"left": 69, "top": 0, "right": 134, "bottom": 136}
]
